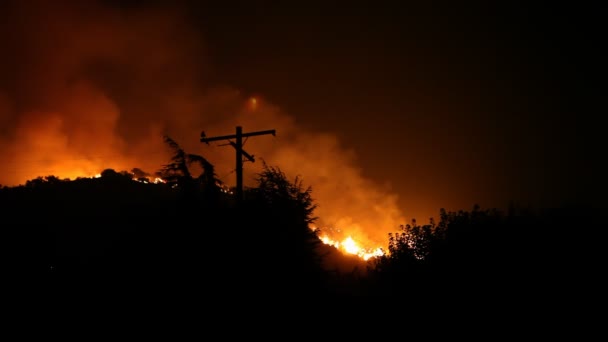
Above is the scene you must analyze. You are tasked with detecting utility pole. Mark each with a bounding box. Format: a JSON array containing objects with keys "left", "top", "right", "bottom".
[{"left": 200, "top": 126, "right": 276, "bottom": 203}]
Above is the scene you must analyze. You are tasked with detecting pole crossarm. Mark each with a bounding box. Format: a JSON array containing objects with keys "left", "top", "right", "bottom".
[
  {"left": 200, "top": 126, "right": 276, "bottom": 204},
  {"left": 200, "top": 129, "right": 275, "bottom": 144}
]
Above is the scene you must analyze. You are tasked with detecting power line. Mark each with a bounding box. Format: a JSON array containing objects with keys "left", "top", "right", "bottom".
[{"left": 201, "top": 126, "right": 276, "bottom": 204}]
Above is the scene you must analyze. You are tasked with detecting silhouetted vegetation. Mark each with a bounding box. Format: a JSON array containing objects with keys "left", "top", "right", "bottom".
[
  {"left": 0, "top": 138, "right": 601, "bottom": 300},
  {"left": 158, "top": 135, "right": 220, "bottom": 207},
  {"left": 366, "top": 204, "right": 602, "bottom": 302}
]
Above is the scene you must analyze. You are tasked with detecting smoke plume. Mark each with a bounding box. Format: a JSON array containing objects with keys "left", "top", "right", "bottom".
[{"left": 0, "top": 0, "right": 404, "bottom": 250}]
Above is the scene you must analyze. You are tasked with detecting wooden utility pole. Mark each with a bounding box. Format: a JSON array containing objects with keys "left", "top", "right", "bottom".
[{"left": 200, "top": 126, "right": 276, "bottom": 203}]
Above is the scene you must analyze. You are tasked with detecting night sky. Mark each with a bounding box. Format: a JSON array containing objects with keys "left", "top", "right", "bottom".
[
  {"left": 189, "top": 1, "right": 605, "bottom": 216},
  {"left": 1, "top": 0, "right": 604, "bottom": 226}
]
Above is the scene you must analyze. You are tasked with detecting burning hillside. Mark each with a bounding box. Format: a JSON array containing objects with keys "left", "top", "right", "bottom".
[
  {"left": 24, "top": 168, "right": 388, "bottom": 261},
  {"left": 0, "top": 0, "right": 404, "bottom": 260}
]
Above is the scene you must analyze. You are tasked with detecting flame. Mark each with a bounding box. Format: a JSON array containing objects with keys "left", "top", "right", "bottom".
[
  {"left": 318, "top": 233, "right": 384, "bottom": 261},
  {"left": 30, "top": 169, "right": 385, "bottom": 261},
  {"left": 81, "top": 172, "right": 166, "bottom": 184},
  {"left": 0, "top": 0, "right": 407, "bottom": 274},
  {"left": 133, "top": 177, "right": 166, "bottom": 184}
]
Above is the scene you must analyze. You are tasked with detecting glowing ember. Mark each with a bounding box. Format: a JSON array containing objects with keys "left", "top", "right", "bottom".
[
  {"left": 134, "top": 177, "right": 166, "bottom": 184},
  {"left": 82, "top": 172, "right": 166, "bottom": 184}
]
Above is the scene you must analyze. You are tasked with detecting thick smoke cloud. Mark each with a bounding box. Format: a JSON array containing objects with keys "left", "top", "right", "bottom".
[{"left": 0, "top": 0, "right": 404, "bottom": 249}]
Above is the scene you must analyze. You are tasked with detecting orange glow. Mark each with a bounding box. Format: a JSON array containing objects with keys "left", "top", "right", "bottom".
[
  {"left": 57, "top": 171, "right": 166, "bottom": 184},
  {"left": 342, "top": 236, "right": 360, "bottom": 254},
  {"left": 317, "top": 231, "right": 385, "bottom": 261},
  {"left": 0, "top": 0, "right": 405, "bottom": 269},
  {"left": 249, "top": 97, "right": 258, "bottom": 110},
  {"left": 132, "top": 176, "right": 167, "bottom": 184}
]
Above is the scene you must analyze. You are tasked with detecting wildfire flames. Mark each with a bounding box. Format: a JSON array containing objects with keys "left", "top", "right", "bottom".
[
  {"left": 98, "top": 174, "right": 165, "bottom": 185},
  {"left": 0, "top": 0, "right": 403, "bottom": 264},
  {"left": 86, "top": 172, "right": 385, "bottom": 260},
  {"left": 52, "top": 171, "right": 388, "bottom": 261},
  {"left": 311, "top": 225, "right": 385, "bottom": 260},
  {"left": 320, "top": 235, "right": 385, "bottom": 260},
  {"left": 92, "top": 173, "right": 164, "bottom": 184}
]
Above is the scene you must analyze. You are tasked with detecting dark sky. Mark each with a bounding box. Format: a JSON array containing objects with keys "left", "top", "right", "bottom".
[
  {"left": 187, "top": 1, "right": 605, "bottom": 214},
  {"left": 1, "top": 0, "right": 604, "bottom": 222}
]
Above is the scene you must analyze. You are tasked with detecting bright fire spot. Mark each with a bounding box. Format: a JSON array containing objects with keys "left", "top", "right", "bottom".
[
  {"left": 84, "top": 172, "right": 166, "bottom": 184},
  {"left": 319, "top": 234, "right": 384, "bottom": 261},
  {"left": 342, "top": 237, "right": 360, "bottom": 254},
  {"left": 132, "top": 176, "right": 166, "bottom": 184}
]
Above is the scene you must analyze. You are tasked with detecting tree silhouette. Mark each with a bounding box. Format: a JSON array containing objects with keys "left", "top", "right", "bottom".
[
  {"left": 252, "top": 163, "right": 317, "bottom": 225},
  {"left": 158, "top": 135, "right": 219, "bottom": 205},
  {"left": 367, "top": 204, "right": 584, "bottom": 298},
  {"left": 131, "top": 167, "right": 150, "bottom": 182},
  {"left": 236, "top": 162, "right": 328, "bottom": 296}
]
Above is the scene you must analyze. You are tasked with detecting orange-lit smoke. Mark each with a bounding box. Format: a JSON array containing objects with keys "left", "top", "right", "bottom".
[{"left": 0, "top": 0, "right": 404, "bottom": 253}]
